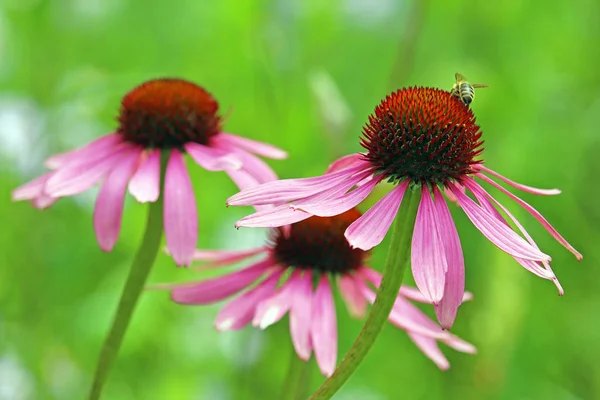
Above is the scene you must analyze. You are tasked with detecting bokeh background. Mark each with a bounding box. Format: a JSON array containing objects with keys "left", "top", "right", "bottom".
[{"left": 1, "top": 0, "right": 599, "bottom": 399}]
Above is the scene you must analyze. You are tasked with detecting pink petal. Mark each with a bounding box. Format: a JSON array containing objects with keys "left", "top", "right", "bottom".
[
  {"left": 227, "top": 163, "right": 366, "bottom": 206},
  {"left": 407, "top": 333, "right": 450, "bottom": 370},
  {"left": 338, "top": 273, "right": 368, "bottom": 318},
  {"left": 253, "top": 275, "right": 296, "bottom": 329},
  {"left": 215, "top": 270, "right": 283, "bottom": 331},
  {"left": 12, "top": 173, "right": 52, "bottom": 201},
  {"left": 475, "top": 173, "right": 582, "bottom": 260},
  {"left": 212, "top": 139, "right": 280, "bottom": 184},
  {"left": 432, "top": 186, "right": 465, "bottom": 329},
  {"left": 192, "top": 246, "right": 269, "bottom": 266},
  {"left": 164, "top": 150, "right": 198, "bottom": 267},
  {"left": 235, "top": 205, "right": 311, "bottom": 228},
  {"left": 345, "top": 181, "right": 409, "bottom": 250},
  {"left": 44, "top": 133, "right": 122, "bottom": 169},
  {"left": 216, "top": 133, "right": 288, "bottom": 159},
  {"left": 441, "top": 333, "right": 477, "bottom": 354},
  {"left": 170, "top": 258, "right": 274, "bottom": 304},
  {"left": 93, "top": 151, "right": 140, "bottom": 251},
  {"left": 184, "top": 142, "right": 242, "bottom": 172},
  {"left": 128, "top": 149, "right": 160, "bottom": 203},
  {"left": 311, "top": 275, "right": 337, "bottom": 377},
  {"left": 451, "top": 183, "right": 550, "bottom": 261},
  {"left": 411, "top": 187, "right": 447, "bottom": 304},
  {"left": 324, "top": 154, "right": 362, "bottom": 174},
  {"left": 32, "top": 194, "right": 58, "bottom": 209},
  {"left": 289, "top": 270, "right": 313, "bottom": 361},
  {"left": 477, "top": 166, "right": 561, "bottom": 195},
  {"left": 293, "top": 174, "right": 381, "bottom": 217},
  {"left": 45, "top": 145, "right": 135, "bottom": 197}
]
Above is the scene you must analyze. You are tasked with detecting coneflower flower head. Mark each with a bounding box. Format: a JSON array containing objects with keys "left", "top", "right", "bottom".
[
  {"left": 169, "top": 209, "right": 475, "bottom": 376},
  {"left": 227, "top": 87, "right": 581, "bottom": 329},
  {"left": 12, "top": 78, "right": 286, "bottom": 266}
]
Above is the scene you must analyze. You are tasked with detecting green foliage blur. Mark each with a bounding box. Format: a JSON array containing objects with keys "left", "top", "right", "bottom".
[{"left": 1, "top": 0, "right": 599, "bottom": 399}]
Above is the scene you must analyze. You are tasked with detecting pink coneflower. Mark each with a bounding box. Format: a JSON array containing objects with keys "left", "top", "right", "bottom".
[
  {"left": 11, "top": 78, "right": 286, "bottom": 266},
  {"left": 227, "top": 87, "right": 582, "bottom": 328},
  {"left": 169, "top": 209, "right": 475, "bottom": 376}
]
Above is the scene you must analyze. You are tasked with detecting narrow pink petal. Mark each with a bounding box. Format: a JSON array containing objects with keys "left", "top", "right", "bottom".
[
  {"left": 477, "top": 166, "right": 561, "bottom": 195},
  {"left": 338, "top": 273, "right": 368, "bottom": 318},
  {"left": 216, "top": 133, "right": 288, "bottom": 159},
  {"left": 253, "top": 274, "right": 296, "bottom": 329},
  {"left": 192, "top": 246, "right": 268, "bottom": 266},
  {"left": 44, "top": 133, "right": 122, "bottom": 169},
  {"left": 432, "top": 186, "right": 464, "bottom": 329},
  {"left": 128, "top": 149, "right": 160, "bottom": 203},
  {"left": 451, "top": 183, "right": 550, "bottom": 261},
  {"left": 164, "top": 150, "right": 198, "bottom": 266},
  {"left": 294, "top": 175, "right": 382, "bottom": 217},
  {"left": 290, "top": 270, "right": 313, "bottom": 361},
  {"left": 93, "top": 151, "right": 139, "bottom": 251},
  {"left": 12, "top": 173, "right": 52, "bottom": 201},
  {"left": 235, "top": 205, "right": 311, "bottom": 228},
  {"left": 184, "top": 142, "right": 242, "bottom": 172},
  {"left": 213, "top": 144, "right": 279, "bottom": 184},
  {"left": 45, "top": 145, "right": 135, "bottom": 197},
  {"left": 32, "top": 194, "right": 58, "bottom": 209},
  {"left": 474, "top": 174, "right": 582, "bottom": 260},
  {"left": 324, "top": 154, "right": 362, "bottom": 174},
  {"left": 407, "top": 333, "right": 450, "bottom": 370},
  {"left": 215, "top": 270, "right": 283, "bottom": 331},
  {"left": 441, "top": 333, "right": 477, "bottom": 354},
  {"left": 171, "top": 258, "right": 274, "bottom": 304},
  {"left": 345, "top": 181, "right": 409, "bottom": 250},
  {"left": 225, "top": 169, "right": 260, "bottom": 191},
  {"left": 411, "top": 187, "right": 447, "bottom": 304},
  {"left": 227, "top": 164, "right": 366, "bottom": 206},
  {"left": 311, "top": 275, "right": 337, "bottom": 377}
]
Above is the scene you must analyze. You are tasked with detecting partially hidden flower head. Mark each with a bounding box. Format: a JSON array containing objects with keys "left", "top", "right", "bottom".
[
  {"left": 227, "top": 87, "right": 582, "bottom": 329},
  {"left": 168, "top": 209, "right": 476, "bottom": 376},
  {"left": 12, "top": 78, "right": 287, "bottom": 266}
]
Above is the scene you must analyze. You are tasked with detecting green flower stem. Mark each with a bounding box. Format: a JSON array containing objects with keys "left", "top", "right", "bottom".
[
  {"left": 88, "top": 150, "right": 170, "bottom": 400},
  {"left": 309, "top": 187, "right": 421, "bottom": 400},
  {"left": 282, "top": 348, "right": 311, "bottom": 400}
]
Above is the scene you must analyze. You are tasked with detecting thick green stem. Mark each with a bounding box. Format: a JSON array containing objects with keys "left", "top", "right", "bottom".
[
  {"left": 282, "top": 348, "right": 311, "bottom": 400},
  {"left": 88, "top": 150, "right": 169, "bottom": 400},
  {"left": 309, "top": 187, "right": 421, "bottom": 400}
]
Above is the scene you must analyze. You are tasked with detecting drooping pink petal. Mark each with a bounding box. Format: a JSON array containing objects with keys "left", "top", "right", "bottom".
[
  {"left": 294, "top": 175, "right": 382, "bottom": 217},
  {"left": 128, "top": 149, "right": 160, "bottom": 203},
  {"left": 215, "top": 133, "right": 288, "bottom": 159},
  {"left": 324, "top": 153, "right": 362, "bottom": 174},
  {"left": 45, "top": 145, "right": 135, "bottom": 197},
  {"left": 93, "top": 150, "right": 140, "bottom": 251},
  {"left": 338, "top": 273, "right": 368, "bottom": 318},
  {"left": 450, "top": 183, "right": 550, "bottom": 261},
  {"left": 32, "top": 194, "right": 58, "bottom": 209},
  {"left": 170, "top": 258, "right": 274, "bottom": 304},
  {"left": 311, "top": 275, "right": 337, "bottom": 377},
  {"left": 164, "top": 150, "right": 198, "bottom": 266},
  {"left": 476, "top": 166, "right": 561, "bottom": 195},
  {"left": 184, "top": 142, "right": 242, "bottom": 172},
  {"left": 44, "top": 133, "right": 122, "bottom": 169},
  {"left": 235, "top": 205, "right": 312, "bottom": 228},
  {"left": 225, "top": 169, "right": 260, "bottom": 191},
  {"left": 192, "top": 246, "right": 269, "bottom": 266},
  {"left": 407, "top": 332, "right": 450, "bottom": 370},
  {"left": 227, "top": 163, "right": 366, "bottom": 206},
  {"left": 441, "top": 333, "right": 477, "bottom": 354},
  {"left": 345, "top": 181, "right": 409, "bottom": 250},
  {"left": 212, "top": 141, "right": 279, "bottom": 184},
  {"left": 431, "top": 186, "right": 464, "bottom": 329},
  {"left": 357, "top": 282, "right": 448, "bottom": 340},
  {"left": 474, "top": 174, "right": 582, "bottom": 260},
  {"left": 411, "top": 187, "right": 447, "bottom": 304},
  {"left": 253, "top": 274, "right": 296, "bottom": 329},
  {"left": 289, "top": 270, "right": 313, "bottom": 361},
  {"left": 215, "top": 270, "right": 283, "bottom": 331},
  {"left": 12, "top": 173, "right": 53, "bottom": 201}
]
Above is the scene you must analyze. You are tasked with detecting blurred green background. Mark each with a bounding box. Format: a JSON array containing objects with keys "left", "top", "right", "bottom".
[{"left": 1, "top": 0, "right": 599, "bottom": 399}]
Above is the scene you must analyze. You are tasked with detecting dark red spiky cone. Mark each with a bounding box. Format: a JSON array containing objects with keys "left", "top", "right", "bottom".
[
  {"left": 361, "top": 87, "right": 484, "bottom": 186},
  {"left": 118, "top": 78, "right": 221, "bottom": 149},
  {"left": 271, "top": 209, "right": 367, "bottom": 274}
]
